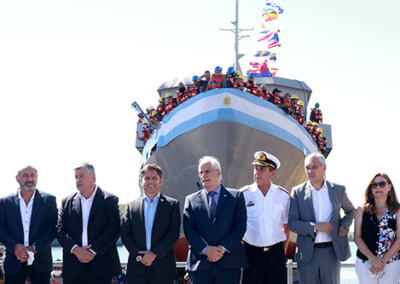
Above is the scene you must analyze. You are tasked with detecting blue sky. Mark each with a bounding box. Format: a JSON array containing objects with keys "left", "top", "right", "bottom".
[{"left": 0, "top": 0, "right": 399, "bottom": 207}]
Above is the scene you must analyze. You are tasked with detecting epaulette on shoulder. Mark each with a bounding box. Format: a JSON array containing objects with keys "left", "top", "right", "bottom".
[
  {"left": 239, "top": 185, "right": 250, "bottom": 192},
  {"left": 278, "top": 185, "right": 289, "bottom": 195}
]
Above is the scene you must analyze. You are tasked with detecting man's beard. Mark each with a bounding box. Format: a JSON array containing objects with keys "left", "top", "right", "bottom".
[{"left": 23, "top": 183, "right": 36, "bottom": 191}]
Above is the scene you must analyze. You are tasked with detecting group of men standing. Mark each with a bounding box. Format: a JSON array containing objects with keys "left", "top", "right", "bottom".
[
  {"left": 0, "top": 151, "right": 355, "bottom": 284},
  {"left": 0, "top": 164, "right": 122, "bottom": 284}
]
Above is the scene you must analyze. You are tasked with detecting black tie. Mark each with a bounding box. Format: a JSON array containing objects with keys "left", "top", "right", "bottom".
[{"left": 209, "top": 191, "right": 217, "bottom": 219}]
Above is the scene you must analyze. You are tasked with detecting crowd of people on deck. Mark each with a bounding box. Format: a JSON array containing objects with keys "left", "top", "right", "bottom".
[
  {"left": 136, "top": 66, "right": 328, "bottom": 154},
  {"left": 1, "top": 156, "right": 398, "bottom": 284}
]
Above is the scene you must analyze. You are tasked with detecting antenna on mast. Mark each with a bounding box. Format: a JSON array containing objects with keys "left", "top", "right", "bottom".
[{"left": 220, "top": 0, "right": 253, "bottom": 74}]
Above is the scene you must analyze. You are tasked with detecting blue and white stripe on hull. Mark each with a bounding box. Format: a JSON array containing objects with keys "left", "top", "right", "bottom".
[{"left": 158, "top": 88, "right": 317, "bottom": 155}]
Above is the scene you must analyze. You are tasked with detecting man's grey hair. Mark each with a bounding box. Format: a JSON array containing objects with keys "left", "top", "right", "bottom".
[
  {"left": 198, "top": 156, "right": 222, "bottom": 182},
  {"left": 198, "top": 156, "right": 221, "bottom": 172},
  {"left": 305, "top": 152, "right": 326, "bottom": 167},
  {"left": 17, "top": 165, "right": 38, "bottom": 179},
  {"left": 74, "top": 163, "right": 96, "bottom": 180}
]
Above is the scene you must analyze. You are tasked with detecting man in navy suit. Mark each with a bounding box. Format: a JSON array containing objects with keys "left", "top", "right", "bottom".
[
  {"left": 57, "top": 163, "right": 121, "bottom": 284},
  {"left": 0, "top": 165, "right": 58, "bottom": 284},
  {"left": 183, "top": 156, "right": 248, "bottom": 284},
  {"left": 121, "top": 164, "right": 180, "bottom": 284}
]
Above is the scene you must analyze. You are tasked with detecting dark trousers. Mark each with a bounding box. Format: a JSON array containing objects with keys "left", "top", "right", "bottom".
[
  {"left": 189, "top": 264, "right": 241, "bottom": 284},
  {"left": 5, "top": 264, "right": 50, "bottom": 284},
  {"left": 128, "top": 266, "right": 174, "bottom": 284},
  {"left": 63, "top": 264, "right": 112, "bottom": 284},
  {"left": 242, "top": 242, "right": 287, "bottom": 284}
]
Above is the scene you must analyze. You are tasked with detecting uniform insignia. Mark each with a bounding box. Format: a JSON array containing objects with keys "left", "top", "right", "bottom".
[{"left": 247, "top": 201, "right": 255, "bottom": 207}]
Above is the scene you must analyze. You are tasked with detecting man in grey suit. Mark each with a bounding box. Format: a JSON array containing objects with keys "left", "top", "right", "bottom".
[{"left": 288, "top": 153, "right": 355, "bottom": 284}]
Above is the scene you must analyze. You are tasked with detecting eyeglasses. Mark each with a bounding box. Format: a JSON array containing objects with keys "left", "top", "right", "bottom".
[
  {"left": 198, "top": 170, "right": 214, "bottom": 177},
  {"left": 370, "top": 181, "right": 388, "bottom": 189}
]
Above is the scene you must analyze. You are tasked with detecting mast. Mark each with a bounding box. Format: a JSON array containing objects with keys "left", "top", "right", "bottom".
[{"left": 220, "top": 0, "right": 253, "bottom": 74}]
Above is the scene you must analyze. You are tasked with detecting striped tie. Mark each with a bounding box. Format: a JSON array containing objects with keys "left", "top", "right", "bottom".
[{"left": 209, "top": 191, "right": 217, "bottom": 219}]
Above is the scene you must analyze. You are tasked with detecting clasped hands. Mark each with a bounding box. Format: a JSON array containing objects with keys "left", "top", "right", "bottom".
[
  {"left": 369, "top": 256, "right": 386, "bottom": 275},
  {"left": 138, "top": 250, "right": 157, "bottom": 266},
  {"left": 72, "top": 245, "right": 96, "bottom": 263},
  {"left": 14, "top": 244, "right": 36, "bottom": 262},
  {"left": 205, "top": 245, "right": 226, "bottom": 262},
  {"left": 315, "top": 222, "right": 347, "bottom": 237}
]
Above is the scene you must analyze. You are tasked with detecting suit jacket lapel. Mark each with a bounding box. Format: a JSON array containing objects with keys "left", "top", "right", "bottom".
[
  {"left": 327, "top": 182, "right": 337, "bottom": 214},
  {"left": 89, "top": 188, "right": 102, "bottom": 221},
  {"left": 199, "top": 190, "right": 211, "bottom": 219},
  {"left": 30, "top": 190, "right": 43, "bottom": 231},
  {"left": 215, "top": 185, "right": 227, "bottom": 219},
  {"left": 138, "top": 196, "right": 145, "bottom": 227},
  {"left": 153, "top": 194, "right": 165, "bottom": 225},
  {"left": 151, "top": 194, "right": 166, "bottom": 243},
  {"left": 13, "top": 193, "right": 24, "bottom": 232},
  {"left": 304, "top": 183, "right": 316, "bottom": 220},
  {"left": 72, "top": 193, "right": 83, "bottom": 221}
]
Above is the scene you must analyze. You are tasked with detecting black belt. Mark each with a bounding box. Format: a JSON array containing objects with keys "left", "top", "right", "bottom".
[
  {"left": 244, "top": 241, "right": 283, "bottom": 252},
  {"left": 314, "top": 242, "right": 333, "bottom": 248}
]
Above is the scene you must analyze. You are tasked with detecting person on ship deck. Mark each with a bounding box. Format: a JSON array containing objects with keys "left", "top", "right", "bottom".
[
  {"left": 279, "top": 93, "right": 293, "bottom": 114},
  {"left": 290, "top": 95, "right": 299, "bottom": 114},
  {"left": 258, "top": 84, "right": 270, "bottom": 100},
  {"left": 226, "top": 67, "right": 236, "bottom": 88},
  {"left": 207, "top": 66, "right": 227, "bottom": 90},
  {"left": 233, "top": 72, "right": 245, "bottom": 90},
  {"left": 310, "top": 103, "right": 323, "bottom": 123},
  {"left": 188, "top": 76, "right": 200, "bottom": 97},
  {"left": 198, "top": 70, "right": 211, "bottom": 93},
  {"left": 269, "top": 88, "right": 283, "bottom": 105},
  {"left": 292, "top": 100, "right": 305, "bottom": 125},
  {"left": 164, "top": 93, "right": 177, "bottom": 115},
  {"left": 244, "top": 73, "right": 258, "bottom": 96},
  {"left": 304, "top": 120, "right": 312, "bottom": 133},
  {"left": 156, "top": 97, "right": 167, "bottom": 120},
  {"left": 176, "top": 82, "right": 190, "bottom": 105}
]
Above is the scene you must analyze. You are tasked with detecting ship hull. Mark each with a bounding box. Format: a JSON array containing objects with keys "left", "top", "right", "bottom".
[{"left": 141, "top": 88, "right": 319, "bottom": 213}]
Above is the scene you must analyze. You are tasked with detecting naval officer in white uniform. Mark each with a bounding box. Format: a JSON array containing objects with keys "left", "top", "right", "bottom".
[{"left": 241, "top": 151, "right": 290, "bottom": 284}]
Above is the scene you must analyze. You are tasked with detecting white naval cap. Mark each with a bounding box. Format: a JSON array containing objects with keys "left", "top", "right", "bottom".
[{"left": 251, "top": 151, "right": 281, "bottom": 170}]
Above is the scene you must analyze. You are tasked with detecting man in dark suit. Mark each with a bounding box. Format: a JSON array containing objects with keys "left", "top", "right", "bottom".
[
  {"left": 183, "top": 156, "right": 247, "bottom": 284},
  {"left": 288, "top": 153, "right": 355, "bottom": 284},
  {"left": 0, "top": 165, "right": 58, "bottom": 284},
  {"left": 121, "top": 164, "right": 180, "bottom": 284},
  {"left": 57, "top": 163, "right": 121, "bottom": 284}
]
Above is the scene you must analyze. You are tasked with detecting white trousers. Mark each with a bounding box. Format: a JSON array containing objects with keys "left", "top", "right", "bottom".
[{"left": 355, "top": 257, "right": 400, "bottom": 284}]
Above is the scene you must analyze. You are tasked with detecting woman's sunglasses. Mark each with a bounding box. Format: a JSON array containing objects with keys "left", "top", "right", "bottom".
[{"left": 370, "top": 181, "right": 388, "bottom": 189}]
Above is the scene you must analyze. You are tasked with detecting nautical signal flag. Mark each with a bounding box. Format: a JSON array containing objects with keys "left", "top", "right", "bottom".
[
  {"left": 247, "top": 60, "right": 277, "bottom": 78},
  {"left": 249, "top": 0, "right": 284, "bottom": 77},
  {"left": 257, "top": 29, "right": 280, "bottom": 42},
  {"left": 267, "top": 41, "right": 281, "bottom": 49},
  {"left": 263, "top": 9, "right": 278, "bottom": 22},
  {"left": 254, "top": 51, "right": 277, "bottom": 61},
  {"left": 264, "top": 0, "right": 284, "bottom": 14}
]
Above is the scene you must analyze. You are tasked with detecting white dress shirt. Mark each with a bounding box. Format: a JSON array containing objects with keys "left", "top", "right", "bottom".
[
  {"left": 18, "top": 190, "right": 36, "bottom": 247},
  {"left": 79, "top": 186, "right": 98, "bottom": 248},
  {"left": 311, "top": 180, "right": 333, "bottom": 243},
  {"left": 243, "top": 183, "right": 290, "bottom": 247}
]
